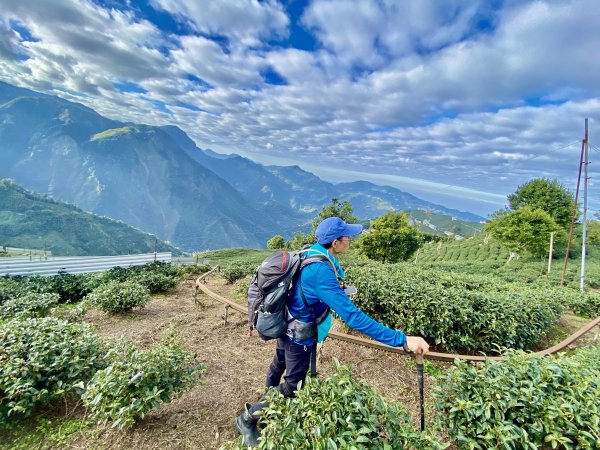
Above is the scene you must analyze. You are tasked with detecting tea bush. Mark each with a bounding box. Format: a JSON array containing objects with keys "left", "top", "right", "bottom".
[
  {"left": 0, "top": 275, "right": 48, "bottom": 304},
  {"left": 136, "top": 271, "right": 178, "bottom": 293},
  {"left": 0, "top": 292, "right": 59, "bottom": 318},
  {"left": 174, "top": 264, "right": 212, "bottom": 278},
  {"left": 0, "top": 273, "right": 94, "bottom": 306},
  {"left": 220, "top": 360, "right": 448, "bottom": 450},
  {"left": 434, "top": 346, "right": 600, "bottom": 449},
  {"left": 562, "top": 290, "right": 600, "bottom": 318},
  {"left": 48, "top": 271, "right": 93, "bottom": 303},
  {"left": 221, "top": 261, "right": 258, "bottom": 284},
  {"left": 86, "top": 280, "right": 150, "bottom": 313},
  {"left": 88, "top": 262, "right": 195, "bottom": 293},
  {"left": 346, "top": 262, "right": 564, "bottom": 353},
  {"left": 82, "top": 339, "right": 204, "bottom": 428},
  {"left": 0, "top": 317, "right": 105, "bottom": 418}
]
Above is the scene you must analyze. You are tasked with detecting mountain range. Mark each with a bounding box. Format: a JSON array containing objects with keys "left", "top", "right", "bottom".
[{"left": 0, "top": 81, "right": 483, "bottom": 250}]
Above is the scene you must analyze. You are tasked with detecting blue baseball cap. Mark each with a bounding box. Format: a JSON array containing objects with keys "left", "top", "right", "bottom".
[{"left": 315, "top": 217, "right": 363, "bottom": 245}]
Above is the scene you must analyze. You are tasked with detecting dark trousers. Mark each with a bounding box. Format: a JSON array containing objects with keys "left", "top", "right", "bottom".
[{"left": 249, "top": 337, "right": 312, "bottom": 419}]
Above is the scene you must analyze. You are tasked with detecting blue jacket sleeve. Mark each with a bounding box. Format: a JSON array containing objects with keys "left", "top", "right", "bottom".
[{"left": 313, "top": 264, "right": 406, "bottom": 347}]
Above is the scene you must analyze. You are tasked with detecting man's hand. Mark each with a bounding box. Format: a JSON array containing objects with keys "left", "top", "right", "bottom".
[{"left": 405, "top": 336, "right": 429, "bottom": 355}]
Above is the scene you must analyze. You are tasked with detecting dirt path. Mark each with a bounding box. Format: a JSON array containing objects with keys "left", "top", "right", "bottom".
[{"left": 64, "top": 275, "right": 435, "bottom": 450}]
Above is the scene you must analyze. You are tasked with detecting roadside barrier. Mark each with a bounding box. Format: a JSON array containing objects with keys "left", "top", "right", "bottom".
[
  {"left": 194, "top": 267, "right": 600, "bottom": 363},
  {"left": 0, "top": 252, "right": 172, "bottom": 276}
]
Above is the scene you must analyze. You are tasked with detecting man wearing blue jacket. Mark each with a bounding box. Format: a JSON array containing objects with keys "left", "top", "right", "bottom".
[{"left": 236, "top": 216, "right": 430, "bottom": 447}]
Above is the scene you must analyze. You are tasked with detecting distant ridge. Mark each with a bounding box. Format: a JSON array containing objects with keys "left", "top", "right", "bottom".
[{"left": 0, "top": 179, "right": 182, "bottom": 256}]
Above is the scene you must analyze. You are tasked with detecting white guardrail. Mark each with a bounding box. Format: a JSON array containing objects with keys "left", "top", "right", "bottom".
[{"left": 0, "top": 252, "right": 172, "bottom": 277}]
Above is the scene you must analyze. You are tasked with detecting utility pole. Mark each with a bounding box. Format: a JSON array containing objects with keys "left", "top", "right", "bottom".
[
  {"left": 547, "top": 232, "right": 554, "bottom": 274},
  {"left": 561, "top": 119, "right": 587, "bottom": 287},
  {"left": 580, "top": 119, "right": 589, "bottom": 292}
]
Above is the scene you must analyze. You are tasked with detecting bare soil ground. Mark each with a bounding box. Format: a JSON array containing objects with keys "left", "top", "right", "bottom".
[{"left": 40, "top": 275, "right": 437, "bottom": 450}]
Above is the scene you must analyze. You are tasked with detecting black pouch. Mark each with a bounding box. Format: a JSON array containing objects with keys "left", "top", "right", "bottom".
[{"left": 292, "top": 320, "right": 315, "bottom": 341}]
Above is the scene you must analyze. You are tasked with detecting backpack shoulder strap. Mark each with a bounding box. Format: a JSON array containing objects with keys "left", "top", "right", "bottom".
[{"left": 296, "top": 251, "right": 338, "bottom": 318}]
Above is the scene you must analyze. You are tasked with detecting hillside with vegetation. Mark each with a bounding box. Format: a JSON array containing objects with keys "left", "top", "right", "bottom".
[
  {"left": 0, "top": 179, "right": 181, "bottom": 256},
  {"left": 406, "top": 209, "right": 484, "bottom": 238},
  {"left": 415, "top": 229, "right": 600, "bottom": 289}
]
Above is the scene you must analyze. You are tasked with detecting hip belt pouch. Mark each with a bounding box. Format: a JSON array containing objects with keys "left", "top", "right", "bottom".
[{"left": 291, "top": 319, "right": 315, "bottom": 341}]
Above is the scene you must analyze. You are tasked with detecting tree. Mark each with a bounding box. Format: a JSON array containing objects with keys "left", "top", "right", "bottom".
[
  {"left": 507, "top": 178, "right": 575, "bottom": 229},
  {"left": 586, "top": 220, "right": 600, "bottom": 245},
  {"left": 267, "top": 235, "right": 285, "bottom": 250},
  {"left": 359, "top": 211, "right": 422, "bottom": 263},
  {"left": 484, "top": 206, "right": 562, "bottom": 257},
  {"left": 285, "top": 231, "right": 315, "bottom": 251},
  {"left": 311, "top": 198, "right": 359, "bottom": 230}
]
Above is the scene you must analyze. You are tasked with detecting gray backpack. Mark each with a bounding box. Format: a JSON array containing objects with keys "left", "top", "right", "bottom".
[{"left": 247, "top": 246, "right": 328, "bottom": 340}]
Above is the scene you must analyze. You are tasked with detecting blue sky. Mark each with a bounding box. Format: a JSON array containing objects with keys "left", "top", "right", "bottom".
[{"left": 0, "top": 0, "right": 599, "bottom": 217}]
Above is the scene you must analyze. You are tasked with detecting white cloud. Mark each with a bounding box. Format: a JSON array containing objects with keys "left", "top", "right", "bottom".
[
  {"left": 302, "top": 0, "right": 488, "bottom": 68},
  {"left": 150, "top": 0, "right": 289, "bottom": 47},
  {"left": 0, "top": 19, "right": 20, "bottom": 60},
  {"left": 1, "top": 0, "right": 599, "bottom": 215},
  {"left": 172, "top": 35, "right": 266, "bottom": 87}
]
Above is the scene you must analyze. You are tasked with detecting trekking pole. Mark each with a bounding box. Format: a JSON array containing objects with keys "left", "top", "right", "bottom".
[
  {"left": 402, "top": 342, "right": 425, "bottom": 431},
  {"left": 415, "top": 353, "right": 425, "bottom": 432}
]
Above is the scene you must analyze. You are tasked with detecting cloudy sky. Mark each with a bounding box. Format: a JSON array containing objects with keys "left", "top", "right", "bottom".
[{"left": 1, "top": 0, "right": 599, "bottom": 217}]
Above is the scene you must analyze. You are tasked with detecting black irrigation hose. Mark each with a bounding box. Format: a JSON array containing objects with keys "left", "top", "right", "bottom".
[
  {"left": 195, "top": 267, "right": 600, "bottom": 364},
  {"left": 195, "top": 268, "right": 600, "bottom": 364}
]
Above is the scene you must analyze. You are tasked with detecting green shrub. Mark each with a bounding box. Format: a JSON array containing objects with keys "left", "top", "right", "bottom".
[
  {"left": 221, "top": 261, "right": 258, "bottom": 284},
  {"left": 434, "top": 347, "right": 600, "bottom": 449},
  {"left": 92, "top": 262, "right": 193, "bottom": 292},
  {"left": 0, "top": 276, "right": 48, "bottom": 304},
  {"left": 0, "top": 292, "right": 59, "bottom": 318},
  {"left": 136, "top": 271, "right": 178, "bottom": 293},
  {"left": 86, "top": 280, "right": 150, "bottom": 313},
  {"left": 101, "top": 266, "right": 132, "bottom": 283},
  {"left": 563, "top": 291, "right": 600, "bottom": 318},
  {"left": 48, "top": 271, "right": 93, "bottom": 303},
  {"left": 82, "top": 339, "right": 204, "bottom": 428},
  {"left": 220, "top": 360, "right": 447, "bottom": 450},
  {"left": 49, "top": 300, "right": 89, "bottom": 322},
  {"left": 174, "top": 264, "right": 212, "bottom": 278},
  {"left": 346, "top": 262, "right": 564, "bottom": 353},
  {"left": 0, "top": 317, "right": 105, "bottom": 418}
]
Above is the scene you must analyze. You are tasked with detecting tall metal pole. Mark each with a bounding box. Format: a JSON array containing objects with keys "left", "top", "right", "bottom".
[
  {"left": 561, "top": 120, "right": 587, "bottom": 287},
  {"left": 547, "top": 232, "right": 554, "bottom": 273},
  {"left": 580, "top": 120, "right": 589, "bottom": 292}
]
